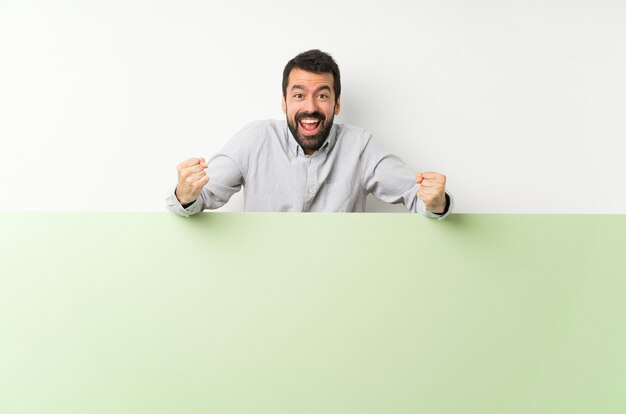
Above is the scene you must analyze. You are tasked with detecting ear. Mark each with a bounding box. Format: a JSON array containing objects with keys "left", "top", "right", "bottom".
[
  {"left": 281, "top": 96, "right": 286, "bottom": 114},
  {"left": 334, "top": 97, "right": 341, "bottom": 115}
]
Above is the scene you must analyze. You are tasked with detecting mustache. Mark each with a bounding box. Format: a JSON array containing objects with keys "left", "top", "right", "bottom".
[{"left": 295, "top": 112, "right": 326, "bottom": 123}]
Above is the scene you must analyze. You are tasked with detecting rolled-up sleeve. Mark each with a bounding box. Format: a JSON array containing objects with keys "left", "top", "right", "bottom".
[
  {"left": 165, "top": 154, "right": 244, "bottom": 217},
  {"left": 360, "top": 133, "right": 453, "bottom": 219}
]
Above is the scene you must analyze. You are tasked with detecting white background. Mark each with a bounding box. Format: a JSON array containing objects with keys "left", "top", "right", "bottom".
[{"left": 1, "top": 0, "right": 624, "bottom": 213}]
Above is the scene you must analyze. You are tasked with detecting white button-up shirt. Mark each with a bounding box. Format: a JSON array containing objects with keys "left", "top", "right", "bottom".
[{"left": 166, "top": 119, "right": 452, "bottom": 218}]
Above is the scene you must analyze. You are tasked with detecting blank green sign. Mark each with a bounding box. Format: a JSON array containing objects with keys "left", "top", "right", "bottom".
[{"left": 1, "top": 213, "right": 625, "bottom": 413}]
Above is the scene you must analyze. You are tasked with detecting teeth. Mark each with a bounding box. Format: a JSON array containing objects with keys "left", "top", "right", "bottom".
[{"left": 301, "top": 119, "right": 319, "bottom": 124}]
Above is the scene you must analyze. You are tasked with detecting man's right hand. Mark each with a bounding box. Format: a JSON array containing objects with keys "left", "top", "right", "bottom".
[{"left": 175, "top": 157, "right": 209, "bottom": 205}]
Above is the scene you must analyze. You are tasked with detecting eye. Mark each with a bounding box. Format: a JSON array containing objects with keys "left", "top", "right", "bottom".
[
  {"left": 293, "top": 93, "right": 303, "bottom": 99},
  {"left": 318, "top": 94, "right": 328, "bottom": 99}
]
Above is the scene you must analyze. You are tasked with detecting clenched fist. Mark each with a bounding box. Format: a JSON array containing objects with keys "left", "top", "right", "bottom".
[
  {"left": 416, "top": 171, "right": 447, "bottom": 214},
  {"left": 175, "top": 157, "right": 209, "bottom": 205}
]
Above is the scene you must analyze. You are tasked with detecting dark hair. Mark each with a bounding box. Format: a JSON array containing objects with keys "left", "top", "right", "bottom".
[{"left": 282, "top": 49, "right": 341, "bottom": 103}]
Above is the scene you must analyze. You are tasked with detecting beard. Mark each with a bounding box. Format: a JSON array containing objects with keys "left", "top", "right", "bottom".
[{"left": 287, "top": 110, "right": 334, "bottom": 153}]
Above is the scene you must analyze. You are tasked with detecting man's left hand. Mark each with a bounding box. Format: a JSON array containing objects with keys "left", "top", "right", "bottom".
[{"left": 416, "top": 171, "right": 447, "bottom": 214}]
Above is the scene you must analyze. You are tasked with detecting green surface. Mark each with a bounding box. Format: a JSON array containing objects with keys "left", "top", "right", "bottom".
[{"left": 0, "top": 213, "right": 625, "bottom": 413}]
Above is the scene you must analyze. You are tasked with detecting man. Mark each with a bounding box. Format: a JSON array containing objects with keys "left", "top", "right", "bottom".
[{"left": 166, "top": 49, "right": 452, "bottom": 217}]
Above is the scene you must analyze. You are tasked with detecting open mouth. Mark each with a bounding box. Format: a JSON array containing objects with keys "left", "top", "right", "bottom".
[{"left": 298, "top": 118, "right": 322, "bottom": 135}]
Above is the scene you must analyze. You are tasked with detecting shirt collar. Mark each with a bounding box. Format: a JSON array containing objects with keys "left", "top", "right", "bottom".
[{"left": 287, "top": 122, "right": 338, "bottom": 157}]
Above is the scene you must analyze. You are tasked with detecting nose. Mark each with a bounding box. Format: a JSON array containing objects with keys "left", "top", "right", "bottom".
[{"left": 303, "top": 95, "right": 318, "bottom": 113}]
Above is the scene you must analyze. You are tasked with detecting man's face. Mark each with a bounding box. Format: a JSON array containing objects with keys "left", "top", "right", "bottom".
[{"left": 282, "top": 68, "right": 341, "bottom": 154}]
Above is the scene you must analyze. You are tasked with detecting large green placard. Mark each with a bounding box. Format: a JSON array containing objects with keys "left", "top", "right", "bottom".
[{"left": 1, "top": 213, "right": 625, "bottom": 413}]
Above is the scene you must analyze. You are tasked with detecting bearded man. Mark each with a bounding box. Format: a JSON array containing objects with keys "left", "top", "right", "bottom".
[{"left": 167, "top": 49, "right": 452, "bottom": 217}]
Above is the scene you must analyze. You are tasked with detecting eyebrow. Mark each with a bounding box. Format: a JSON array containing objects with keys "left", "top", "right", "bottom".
[{"left": 291, "top": 85, "right": 332, "bottom": 93}]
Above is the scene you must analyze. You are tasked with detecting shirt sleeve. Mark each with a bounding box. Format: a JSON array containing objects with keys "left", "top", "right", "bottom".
[
  {"left": 422, "top": 192, "right": 454, "bottom": 220},
  {"left": 165, "top": 187, "right": 205, "bottom": 217},
  {"left": 165, "top": 121, "right": 263, "bottom": 217},
  {"left": 360, "top": 133, "right": 453, "bottom": 219},
  {"left": 165, "top": 152, "right": 245, "bottom": 217}
]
